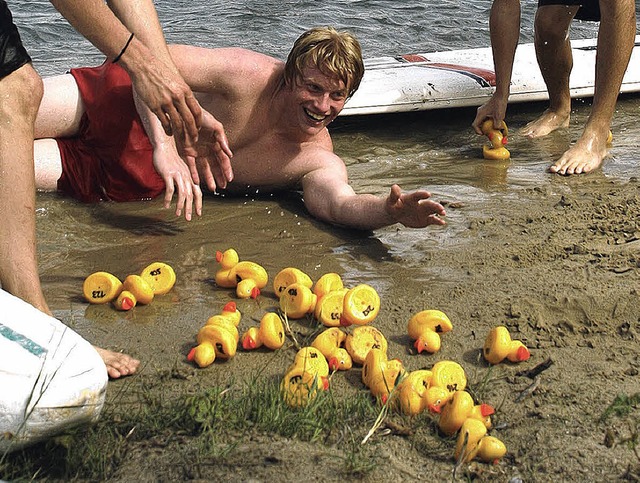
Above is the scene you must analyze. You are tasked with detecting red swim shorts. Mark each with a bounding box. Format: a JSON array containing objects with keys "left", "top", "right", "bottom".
[{"left": 56, "top": 61, "right": 165, "bottom": 202}]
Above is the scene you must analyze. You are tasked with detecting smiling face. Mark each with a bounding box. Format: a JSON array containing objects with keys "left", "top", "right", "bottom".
[{"left": 290, "top": 62, "right": 348, "bottom": 134}]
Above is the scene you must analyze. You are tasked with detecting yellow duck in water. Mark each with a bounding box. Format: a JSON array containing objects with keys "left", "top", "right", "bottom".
[
  {"left": 480, "top": 119, "right": 510, "bottom": 160},
  {"left": 454, "top": 418, "right": 507, "bottom": 465},
  {"left": 361, "top": 348, "right": 405, "bottom": 403},
  {"left": 311, "top": 327, "right": 353, "bottom": 371},
  {"left": 483, "top": 325, "right": 530, "bottom": 365},
  {"left": 215, "top": 248, "right": 268, "bottom": 299},
  {"left": 241, "top": 312, "right": 285, "bottom": 350},
  {"left": 188, "top": 302, "right": 242, "bottom": 368},
  {"left": 438, "top": 390, "right": 495, "bottom": 436},
  {"left": 407, "top": 309, "right": 453, "bottom": 354}
]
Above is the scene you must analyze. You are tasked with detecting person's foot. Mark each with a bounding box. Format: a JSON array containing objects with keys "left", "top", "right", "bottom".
[
  {"left": 519, "top": 109, "right": 570, "bottom": 138},
  {"left": 549, "top": 131, "right": 609, "bottom": 175},
  {"left": 94, "top": 346, "right": 140, "bottom": 379}
]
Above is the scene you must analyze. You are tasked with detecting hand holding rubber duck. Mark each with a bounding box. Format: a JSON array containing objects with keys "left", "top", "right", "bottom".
[{"left": 480, "top": 119, "right": 510, "bottom": 160}]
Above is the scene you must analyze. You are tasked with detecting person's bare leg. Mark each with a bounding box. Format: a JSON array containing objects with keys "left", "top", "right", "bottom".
[
  {"left": 0, "top": 64, "right": 49, "bottom": 313},
  {"left": 550, "top": 0, "right": 636, "bottom": 175},
  {"left": 32, "top": 73, "right": 141, "bottom": 378},
  {"left": 520, "top": 5, "right": 578, "bottom": 138}
]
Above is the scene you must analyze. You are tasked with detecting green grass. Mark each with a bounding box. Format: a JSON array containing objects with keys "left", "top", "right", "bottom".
[{"left": 0, "top": 375, "right": 391, "bottom": 481}]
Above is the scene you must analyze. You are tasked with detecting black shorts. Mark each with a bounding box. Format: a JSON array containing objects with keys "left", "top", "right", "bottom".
[
  {"left": 0, "top": 0, "right": 32, "bottom": 80},
  {"left": 537, "top": 0, "right": 601, "bottom": 21}
]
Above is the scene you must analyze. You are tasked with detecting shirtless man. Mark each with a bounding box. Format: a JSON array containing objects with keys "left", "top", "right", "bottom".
[
  {"left": 33, "top": 27, "right": 446, "bottom": 231},
  {"left": 472, "top": 0, "right": 635, "bottom": 175}
]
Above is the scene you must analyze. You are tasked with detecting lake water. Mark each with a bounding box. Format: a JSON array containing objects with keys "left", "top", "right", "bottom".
[{"left": 5, "top": 1, "right": 639, "bottom": 337}]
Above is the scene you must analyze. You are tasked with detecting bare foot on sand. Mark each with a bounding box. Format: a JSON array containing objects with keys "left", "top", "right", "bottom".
[
  {"left": 519, "top": 109, "right": 570, "bottom": 138},
  {"left": 549, "top": 132, "right": 609, "bottom": 175},
  {"left": 94, "top": 346, "right": 140, "bottom": 379}
]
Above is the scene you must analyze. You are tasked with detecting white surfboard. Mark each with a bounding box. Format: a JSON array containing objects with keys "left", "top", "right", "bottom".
[
  {"left": 342, "top": 36, "right": 640, "bottom": 116},
  {"left": 0, "top": 289, "right": 108, "bottom": 453}
]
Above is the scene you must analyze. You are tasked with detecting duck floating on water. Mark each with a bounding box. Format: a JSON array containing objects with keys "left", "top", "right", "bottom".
[
  {"left": 483, "top": 325, "right": 530, "bottom": 365},
  {"left": 407, "top": 309, "right": 453, "bottom": 354}
]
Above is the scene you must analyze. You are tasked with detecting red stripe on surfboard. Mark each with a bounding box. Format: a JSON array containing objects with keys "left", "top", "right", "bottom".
[{"left": 400, "top": 54, "right": 496, "bottom": 86}]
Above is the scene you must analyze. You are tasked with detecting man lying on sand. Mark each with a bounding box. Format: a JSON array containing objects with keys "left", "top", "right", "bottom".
[{"left": 33, "top": 27, "right": 446, "bottom": 231}]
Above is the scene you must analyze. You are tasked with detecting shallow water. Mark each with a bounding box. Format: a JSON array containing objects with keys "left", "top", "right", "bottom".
[{"left": 7, "top": 1, "right": 640, "bottom": 338}]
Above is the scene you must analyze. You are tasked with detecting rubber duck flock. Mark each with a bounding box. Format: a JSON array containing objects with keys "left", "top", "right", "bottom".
[{"left": 82, "top": 248, "right": 532, "bottom": 466}]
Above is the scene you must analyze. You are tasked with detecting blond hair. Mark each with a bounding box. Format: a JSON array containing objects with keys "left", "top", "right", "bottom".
[{"left": 284, "top": 27, "right": 364, "bottom": 98}]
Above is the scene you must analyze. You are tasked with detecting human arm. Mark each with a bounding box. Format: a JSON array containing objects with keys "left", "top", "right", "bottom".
[
  {"left": 472, "top": 0, "right": 522, "bottom": 134},
  {"left": 49, "top": 0, "right": 202, "bottom": 157},
  {"left": 300, "top": 155, "right": 446, "bottom": 231},
  {"left": 134, "top": 87, "right": 232, "bottom": 215}
]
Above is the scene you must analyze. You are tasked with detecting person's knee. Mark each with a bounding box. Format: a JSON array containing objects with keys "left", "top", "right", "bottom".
[
  {"left": 534, "top": 6, "right": 576, "bottom": 45},
  {"left": 0, "top": 64, "right": 43, "bottom": 120}
]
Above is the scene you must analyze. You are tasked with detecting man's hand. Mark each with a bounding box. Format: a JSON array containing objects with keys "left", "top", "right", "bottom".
[
  {"left": 181, "top": 110, "right": 234, "bottom": 192},
  {"left": 472, "top": 95, "right": 508, "bottom": 135},
  {"left": 385, "top": 184, "right": 446, "bottom": 228},
  {"left": 151, "top": 144, "right": 203, "bottom": 220},
  {"left": 129, "top": 61, "right": 202, "bottom": 158}
]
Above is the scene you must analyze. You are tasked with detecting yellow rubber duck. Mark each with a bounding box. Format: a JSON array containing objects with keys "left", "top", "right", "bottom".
[
  {"left": 483, "top": 326, "right": 530, "bottom": 365},
  {"left": 112, "top": 274, "right": 155, "bottom": 310},
  {"left": 273, "top": 267, "right": 313, "bottom": 299},
  {"left": 314, "top": 287, "right": 348, "bottom": 327},
  {"left": 361, "top": 348, "right": 405, "bottom": 403},
  {"left": 241, "top": 312, "right": 285, "bottom": 350},
  {"left": 438, "top": 390, "right": 495, "bottom": 436},
  {"left": 426, "top": 360, "right": 467, "bottom": 413},
  {"left": 280, "top": 366, "right": 327, "bottom": 408},
  {"left": 340, "top": 284, "right": 381, "bottom": 326},
  {"left": 188, "top": 302, "right": 242, "bottom": 367},
  {"left": 113, "top": 289, "right": 136, "bottom": 311},
  {"left": 311, "top": 327, "right": 352, "bottom": 371},
  {"left": 287, "top": 346, "right": 330, "bottom": 380},
  {"left": 83, "top": 271, "right": 123, "bottom": 304},
  {"left": 407, "top": 309, "right": 453, "bottom": 354},
  {"left": 345, "top": 325, "right": 388, "bottom": 365},
  {"left": 140, "top": 261, "right": 176, "bottom": 295},
  {"left": 279, "top": 282, "right": 317, "bottom": 319},
  {"left": 454, "top": 419, "right": 506, "bottom": 464},
  {"left": 480, "top": 119, "right": 510, "bottom": 160},
  {"left": 281, "top": 346, "right": 330, "bottom": 407},
  {"left": 215, "top": 248, "right": 268, "bottom": 298},
  {"left": 395, "top": 369, "right": 433, "bottom": 416},
  {"left": 312, "top": 273, "right": 344, "bottom": 299}
]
